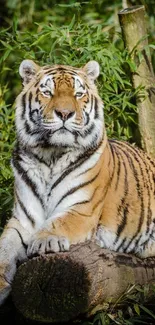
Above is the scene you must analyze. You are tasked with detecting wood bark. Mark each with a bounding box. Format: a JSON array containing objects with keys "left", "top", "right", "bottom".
[
  {"left": 12, "top": 242, "right": 155, "bottom": 323},
  {"left": 118, "top": 6, "right": 155, "bottom": 158}
]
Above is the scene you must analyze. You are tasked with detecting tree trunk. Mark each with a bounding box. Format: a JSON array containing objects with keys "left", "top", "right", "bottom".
[
  {"left": 12, "top": 242, "right": 155, "bottom": 323},
  {"left": 118, "top": 6, "right": 155, "bottom": 158}
]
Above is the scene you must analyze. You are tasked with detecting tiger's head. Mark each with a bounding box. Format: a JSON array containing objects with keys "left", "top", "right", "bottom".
[{"left": 16, "top": 60, "right": 104, "bottom": 150}]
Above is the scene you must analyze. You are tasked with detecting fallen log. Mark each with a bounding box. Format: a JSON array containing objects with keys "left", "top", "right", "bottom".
[{"left": 12, "top": 242, "right": 155, "bottom": 323}]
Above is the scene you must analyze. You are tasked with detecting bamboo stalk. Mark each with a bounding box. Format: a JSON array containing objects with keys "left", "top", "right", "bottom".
[{"left": 118, "top": 5, "right": 155, "bottom": 157}]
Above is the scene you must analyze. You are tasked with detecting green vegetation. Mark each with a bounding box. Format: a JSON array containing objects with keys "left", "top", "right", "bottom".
[
  {"left": 83, "top": 284, "right": 155, "bottom": 324},
  {"left": 0, "top": 0, "right": 155, "bottom": 324}
]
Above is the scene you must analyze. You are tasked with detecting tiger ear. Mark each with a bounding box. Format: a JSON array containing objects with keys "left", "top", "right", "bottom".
[
  {"left": 83, "top": 61, "right": 100, "bottom": 81},
  {"left": 19, "top": 60, "right": 40, "bottom": 86}
]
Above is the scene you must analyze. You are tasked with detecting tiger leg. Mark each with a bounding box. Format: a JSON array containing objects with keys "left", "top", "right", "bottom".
[
  {"left": 27, "top": 211, "right": 97, "bottom": 257},
  {"left": 135, "top": 239, "right": 155, "bottom": 258},
  {"left": 0, "top": 217, "right": 30, "bottom": 305}
]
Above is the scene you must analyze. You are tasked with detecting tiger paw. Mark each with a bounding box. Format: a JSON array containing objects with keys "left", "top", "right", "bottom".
[
  {"left": 27, "top": 235, "right": 70, "bottom": 257},
  {"left": 95, "top": 225, "right": 116, "bottom": 250}
]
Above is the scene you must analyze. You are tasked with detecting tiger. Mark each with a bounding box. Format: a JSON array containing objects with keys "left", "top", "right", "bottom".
[{"left": 0, "top": 59, "right": 155, "bottom": 306}]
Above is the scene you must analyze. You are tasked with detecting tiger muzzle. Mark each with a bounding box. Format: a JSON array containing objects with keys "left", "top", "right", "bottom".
[{"left": 54, "top": 109, "right": 75, "bottom": 121}]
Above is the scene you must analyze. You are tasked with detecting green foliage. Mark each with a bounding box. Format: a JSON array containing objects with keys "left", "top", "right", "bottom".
[
  {"left": 0, "top": 85, "right": 15, "bottom": 228},
  {"left": 78, "top": 285, "right": 155, "bottom": 324}
]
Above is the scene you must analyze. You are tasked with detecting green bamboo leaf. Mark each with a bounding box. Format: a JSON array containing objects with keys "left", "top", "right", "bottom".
[
  {"left": 30, "top": 33, "right": 51, "bottom": 46},
  {"left": 140, "top": 305, "right": 155, "bottom": 319},
  {"left": 134, "top": 303, "right": 140, "bottom": 316},
  {"left": 1, "top": 49, "right": 12, "bottom": 62},
  {"left": 0, "top": 40, "right": 12, "bottom": 50}
]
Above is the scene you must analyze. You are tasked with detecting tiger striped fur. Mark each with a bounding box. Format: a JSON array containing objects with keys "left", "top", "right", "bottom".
[{"left": 0, "top": 59, "right": 155, "bottom": 305}]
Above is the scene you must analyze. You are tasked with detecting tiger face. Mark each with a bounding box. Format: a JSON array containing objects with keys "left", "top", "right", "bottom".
[{"left": 16, "top": 60, "right": 104, "bottom": 149}]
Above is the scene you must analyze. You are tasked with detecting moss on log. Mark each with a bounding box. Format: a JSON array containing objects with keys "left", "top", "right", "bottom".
[
  {"left": 118, "top": 6, "right": 155, "bottom": 157},
  {"left": 12, "top": 242, "right": 155, "bottom": 323}
]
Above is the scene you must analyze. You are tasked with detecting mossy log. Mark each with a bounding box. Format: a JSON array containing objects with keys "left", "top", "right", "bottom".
[
  {"left": 12, "top": 242, "right": 155, "bottom": 323},
  {"left": 118, "top": 6, "right": 155, "bottom": 158}
]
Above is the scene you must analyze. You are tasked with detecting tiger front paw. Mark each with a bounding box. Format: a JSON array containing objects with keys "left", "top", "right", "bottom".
[{"left": 27, "top": 235, "right": 70, "bottom": 257}]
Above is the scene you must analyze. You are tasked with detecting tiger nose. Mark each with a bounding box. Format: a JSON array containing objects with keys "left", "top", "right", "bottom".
[{"left": 55, "top": 109, "right": 74, "bottom": 121}]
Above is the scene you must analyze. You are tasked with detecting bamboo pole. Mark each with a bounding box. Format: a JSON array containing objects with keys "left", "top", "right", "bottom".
[{"left": 118, "top": 5, "right": 155, "bottom": 157}]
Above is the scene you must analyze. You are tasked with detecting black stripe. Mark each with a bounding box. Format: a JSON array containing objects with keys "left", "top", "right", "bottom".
[
  {"left": 73, "top": 199, "right": 91, "bottom": 206},
  {"left": 108, "top": 141, "right": 116, "bottom": 182},
  {"left": 28, "top": 91, "right": 34, "bottom": 123},
  {"left": 124, "top": 226, "right": 144, "bottom": 254},
  {"left": 130, "top": 234, "right": 142, "bottom": 253},
  {"left": 46, "top": 69, "right": 79, "bottom": 76},
  {"left": 69, "top": 209, "right": 91, "bottom": 218},
  {"left": 11, "top": 227, "right": 27, "bottom": 249},
  {"left": 136, "top": 148, "right": 154, "bottom": 191},
  {"left": 116, "top": 238, "right": 127, "bottom": 252},
  {"left": 21, "top": 93, "right": 26, "bottom": 118},
  {"left": 113, "top": 141, "right": 142, "bottom": 198},
  {"left": 112, "top": 141, "right": 145, "bottom": 252},
  {"left": 12, "top": 153, "right": 44, "bottom": 207},
  {"left": 85, "top": 82, "right": 90, "bottom": 89},
  {"left": 48, "top": 144, "right": 102, "bottom": 195},
  {"left": 81, "top": 123, "right": 95, "bottom": 138},
  {"left": 115, "top": 152, "right": 121, "bottom": 190},
  {"left": 75, "top": 78, "right": 85, "bottom": 89},
  {"left": 28, "top": 91, "right": 41, "bottom": 125},
  {"left": 25, "top": 120, "right": 32, "bottom": 134},
  {"left": 113, "top": 141, "right": 144, "bottom": 199},
  {"left": 111, "top": 140, "right": 150, "bottom": 247},
  {"left": 43, "top": 66, "right": 53, "bottom": 70},
  {"left": 92, "top": 197, "right": 103, "bottom": 213},
  {"left": 30, "top": 152, "right": 50, "bottom": 167},
  {"left": 116, "top": 205, "right": 129, "bottom": 240},
  {"left": 34, "top": 81, "right": 40, "bottom": 88},
  {"left": 112, "top": 145, "right": 129, "bottom": 242},
  {"left": 72, "top": 185, "right": 101, "bottom": 208},
  {"left": 77, "top": 164, "right": 98, "bottom": 178},
  {"left": 84, "top": 112, "right": 90, "bottom": 126},
  {"left": 94, "top": 97, "right": 99, "bottom": 119},
  {"left": 55, "top": 170, "right": 100, "bottom": 208},
  {"left": 15, "top": 191, "right": 35, "bottom": 227},
  {"left": 65, "top": 124, "right": 95, "bottom": 139},
  {"left": 89, "top": 94, "right": 94, "bottom": 114},
  {"left": 130, "top": 146, "right": 153, "bottom": 234},
  {"left": 21, "top": 92, "right": 35, "bottom": 134},
  {"left": 45, "top": 77, "right": 51, "bottom": 86}
]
